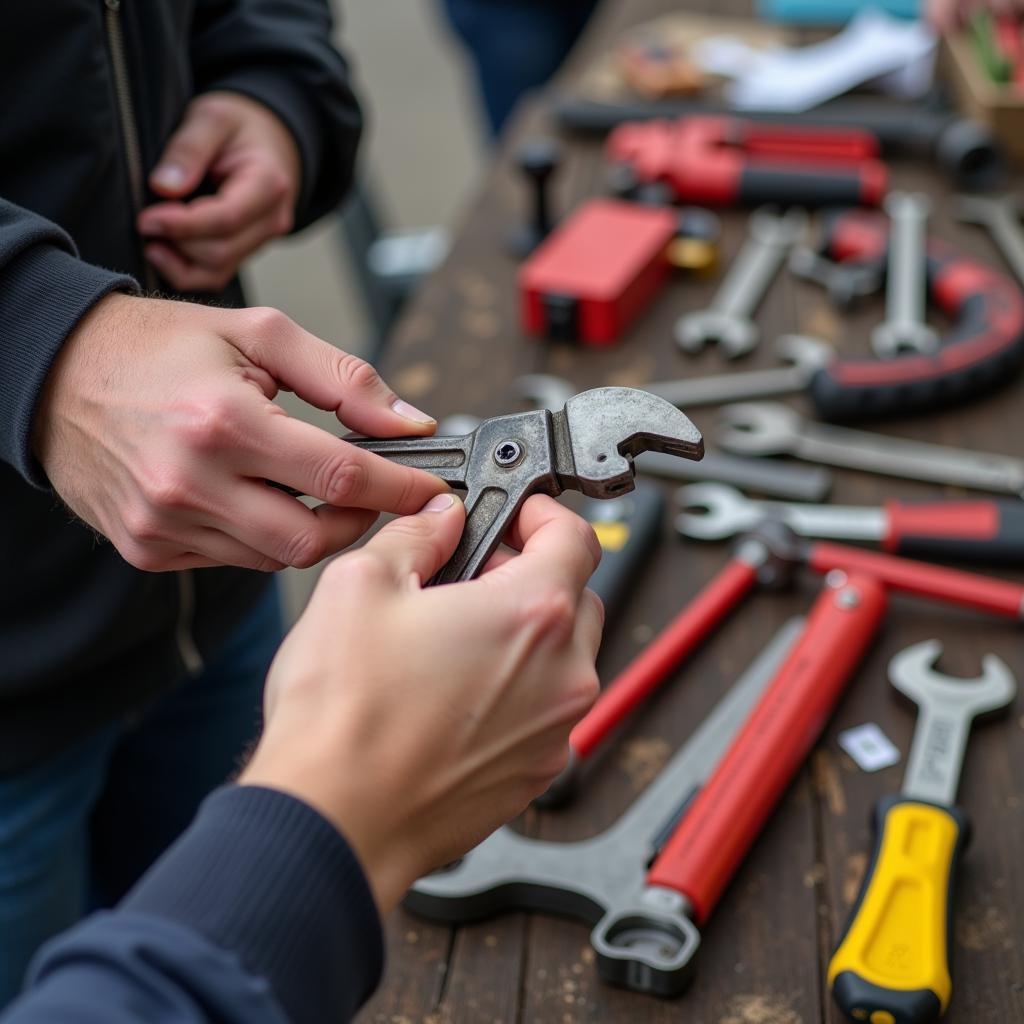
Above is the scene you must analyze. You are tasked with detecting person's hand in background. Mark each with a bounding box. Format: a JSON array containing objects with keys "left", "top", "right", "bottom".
[
  {"left": 929, "top": 0, "right": 1024, "bottom": 29},
  {"left": 34, "top": 294, "right": 444, "bottom": 572},
  {"left": 242, "top": 493, "right": 604, "bottom": 914},
  {"left": 137, "top": 92, "right": 301, "bottom": 292}
]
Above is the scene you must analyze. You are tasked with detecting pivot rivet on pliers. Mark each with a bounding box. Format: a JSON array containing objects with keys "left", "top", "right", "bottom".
[{"left": 493, "top": 440, "right": 524, "bottom": 467}]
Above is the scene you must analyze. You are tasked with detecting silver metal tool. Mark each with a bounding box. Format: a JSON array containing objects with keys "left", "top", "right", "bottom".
[
  {"left": 789, "top": 244, "right": 881, "bottom": 309},
  {"left": 871, "top": 192, "right": 938, "bottom": 358},
  {"left": 514, "top": 372, "right": 834, "bottom": 502},
  {"left": 716, "top": 402, "right": 1024, "bottom": 497},
  {"left": 676, "top": 482, "right": 887, "bottom": 541},
  {"left": 891, "top": 639, "right": 1016, "bottom": 807},
  {"left": 406, "top": 617, "right": 805, "bottom": 996},
  {"left": 956, "top": 193, "right": 1024, "bottom": 287},
  {"left": 353, "top": 387, "right": 703, "bottom": 583},
  {"left": 674, "top": 206, "right": 808, "bottom": 358}
]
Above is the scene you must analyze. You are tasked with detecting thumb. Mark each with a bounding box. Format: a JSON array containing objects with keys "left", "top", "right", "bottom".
[
  {"left": 149, "top": 101, "right": 235, "bottom": 197},
  {"left": 363, "top": 493, "right": 465, "bottom": 587}
]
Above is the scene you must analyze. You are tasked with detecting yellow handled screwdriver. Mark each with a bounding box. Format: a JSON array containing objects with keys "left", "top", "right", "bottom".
[{"left": 828, "top": 639, "right": 1017, "bottom": 1024}]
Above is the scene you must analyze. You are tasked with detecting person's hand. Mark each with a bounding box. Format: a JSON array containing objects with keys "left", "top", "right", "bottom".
[
  {"left": 929, "top": 0, "right": 1024, "bottom": 29},
  {"left": 136, "top": 92, "right": 301, "bottom": 292},
  {"left": 33, "top": 293, "right": 445, "bottom": 572},
  {"left": 240, "top": 493, "right": 604, "bottom": 914}
]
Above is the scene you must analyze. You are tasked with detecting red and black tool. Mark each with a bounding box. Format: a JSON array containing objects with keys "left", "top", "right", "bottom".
[
  {"left": 606, "top": 115, "right": 888, "bottom": 208},
  {"left": 802, "top": 208, "right": 1024, "bottom": 421}
]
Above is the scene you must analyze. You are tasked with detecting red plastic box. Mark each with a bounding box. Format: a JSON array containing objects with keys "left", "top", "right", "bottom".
[{"left": 519, "top": 199, "right": 678, "bottom": 347}]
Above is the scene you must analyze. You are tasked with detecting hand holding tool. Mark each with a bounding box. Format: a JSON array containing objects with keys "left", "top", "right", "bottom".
[
  {"left": 676, "top": 482, "right": 1024, "bottom": 564},
  {"left": 349, "top": 387, "right": 702, "bottom": 583},
  {"left": 515, "top": 371, "right": 833, "bottom": 501},
  {"left": 717, "top": 402, "right": 1024, "bottom": 498},
  {"left": 607, "top": 116, "right": 887, "bottom": 208},
  {"left": 956, "top": 193, "right": 1024, "bottom": 288},
  {"left": 829, "top": 640, "right": 1017, "bottom": 1023},
  {"left": 801, "top": 207, "right": 1024, "bottom": 420},
  {"left": 408, "top": 619, "right": 806, "bottom": 995},
  {"left": 674, "top": 206, "right": 808, "bottom": 358},
  {"left": 871, "top": 192, "right": 938, "bottom": 358},
  {"left": 508, "top": 137, "right": 561, "bottom": 258}
]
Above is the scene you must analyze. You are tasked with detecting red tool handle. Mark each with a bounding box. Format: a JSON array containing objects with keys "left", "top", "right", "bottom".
[
  {"left": 883, "top": 499, "right": 1024, "bottom": 564},
  {"left": 807, "top": 209, "right": 1024, "bottom": 422},
  {"left": 569, "top": 556, "right": 758, "bottom": 759},
  {"left": 737, "top": 122, "right": 879, "bottom": 161},
  {"left": 647, "top": 573, "right": 887, "bottom": 923},
  {"left": 807, "top": 541, "right": 1024, "bottom": 620}
]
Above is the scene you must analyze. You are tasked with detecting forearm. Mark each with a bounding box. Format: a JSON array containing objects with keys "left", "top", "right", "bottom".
[
  {"left": 0, "top": 198, "right": 138, "bottom": 485},
  {"left": 4, "top": 787, "right": 384, "bottom": 1024}
]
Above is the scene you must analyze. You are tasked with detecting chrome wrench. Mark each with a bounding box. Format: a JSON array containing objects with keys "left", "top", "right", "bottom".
[
  {"left": 871, "top": 191, "right": 938, "bottom": 358},
  {"left": 956, "top": 193, "right": 1024, "bottom": 287},
  {"left": 674, "top": 206, "right": 808, "bottom": 358},
  {"left": 716, "top": 402, "right": 1024, "bottom": 497}
]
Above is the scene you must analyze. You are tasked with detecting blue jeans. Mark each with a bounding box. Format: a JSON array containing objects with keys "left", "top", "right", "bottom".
[{"left": 0, "top": 581, "right": 283, "bottom": 1006}]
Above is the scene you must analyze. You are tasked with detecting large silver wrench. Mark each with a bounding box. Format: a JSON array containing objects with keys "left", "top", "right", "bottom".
[
  {"left": 871, "top": 191, "right": 939, "bottom": 358},
  {"left": 716, "top": 402, "right": 1024, "bottom": 497},
  {"left": 406, "top": 618, "right": 805, "bottom": 997},
  {"left": 891, "top": 639, "right": 1017, "bottom": 807},
  {"left": 957, "top": 193, "right": 1024, "bottom": 288},
  {"left": 676, "top": 482, "right": 884, "bottom": 542},
  {"left": 674, "top": 207, "right": 808, "bottom": 359}
]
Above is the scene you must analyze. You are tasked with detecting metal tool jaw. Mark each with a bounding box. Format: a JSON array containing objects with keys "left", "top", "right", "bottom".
[
  {"left": 889, "top": 640, "right": 1017, "bottom": 807},
  {"left": 355, "top": 387, "right": 702, "bottom": 583},
  {"left": 405, "top": 619, "right": 805, "bottom": 997}
]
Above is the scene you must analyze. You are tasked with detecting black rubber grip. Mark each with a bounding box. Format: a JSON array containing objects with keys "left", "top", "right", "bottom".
[
  {"left": 889, "top": 499, "right": 1024, "bottom": 564},
  {"left": 739, "top": 167, "right": 869, "bottom": 208}
]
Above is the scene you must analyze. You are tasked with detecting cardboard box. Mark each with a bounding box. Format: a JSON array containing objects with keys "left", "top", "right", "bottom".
[{"left": 941, "top": 30, "right": 1024, "bottom": 164}]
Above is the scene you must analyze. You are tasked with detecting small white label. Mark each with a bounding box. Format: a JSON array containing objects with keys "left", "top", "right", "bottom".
[{"left": 838, "top": 723, "right": 901, "bottom": 773}]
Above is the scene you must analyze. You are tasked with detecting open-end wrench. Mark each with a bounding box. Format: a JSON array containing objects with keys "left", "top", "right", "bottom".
[
  {"left": 676, "top": 482, "right": 1024, "bottom": 564},
  {"left": 871, "top": 192, "right": 939, "bottom": 358},
  {"left": 829, "top": 640, "right": 1017, "bottom": 1023},
  {"left": 716, "top": 402, "right": 1024, "bottom": 498},
  {"left": 956, "top": 192, "right": 1024, "bottom": 287},
  {"left": 347, "top": 387, "right": 702, "bottom": 583},
  {"left": 515, "top": 370, "right": 834, "bottom": 502},
  {"left": 407, "top": 617, "right": 804, "bottom": 995},
  {"left": 674, "top": 206, "right": 808, "bottom": 358}
]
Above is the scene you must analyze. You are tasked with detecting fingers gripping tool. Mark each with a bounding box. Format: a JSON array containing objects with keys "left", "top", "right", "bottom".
[{"left": 352, "top": 387, "right": 703, "bottom": 583}]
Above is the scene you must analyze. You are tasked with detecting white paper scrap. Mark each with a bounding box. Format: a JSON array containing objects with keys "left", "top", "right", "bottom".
[{"left": 838, "top": 722, "right": 901, "bottom": 773}]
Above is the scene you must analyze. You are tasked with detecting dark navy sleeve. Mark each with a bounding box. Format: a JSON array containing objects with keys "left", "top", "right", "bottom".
[
  {"left": 1, "top": 786, "right": 385, "bottom": 1024},
  {"left": 0, "top": 198, "right": 139, "bottom": 487},
  {"left": 189, "top": 0, "right": 363, "bottom": 229}
]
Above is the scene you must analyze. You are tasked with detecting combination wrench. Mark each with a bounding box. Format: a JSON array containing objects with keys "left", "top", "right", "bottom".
[
  {"left": 716, "top": 402, "right": 1024, "bottom": 498},
  {"left": 956, "top": 192, "right": 1024, "bottom": 287},
  {"left": 871, "top": 191, "right": 938, "bottom": 358},
  {"left": 674, "top": 206, "right": 808, "bottom": 358},
  {"left": 829, "top": 640, "right": 1017, "bottom": 1023},
  {"left": 676, "top": 482, "right": 1024, "bottom": 564}
]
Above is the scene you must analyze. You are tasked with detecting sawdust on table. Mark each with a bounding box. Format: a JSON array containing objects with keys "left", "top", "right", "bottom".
[
  {"left": 718, "top": 992, "right": 802, "bottom": 1024},
  {"left": 617, "top": 736, "right": 672, "bottom": 791},
  {"left": 811, "top": 749, "right": 847, "bottom": 816}
]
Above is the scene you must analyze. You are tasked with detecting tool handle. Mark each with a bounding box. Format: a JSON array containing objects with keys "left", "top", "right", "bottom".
[
  {"left": 807, "top": 210, "right": 1024, "bottom": 422},
  {"left": 569, "top": 556, "right": 758, "bottom": 760},
  {"left": 807, "top": 540, "right": 1024, "bottom": 620},
  {"left": 829, "top": 795, "right": 969, "bottom": 1024},
  {"left": 646, "top": 572, "right": 887, "bottom": 923},
  {"left": 739, "top": 165, "right": 886, "bottom": 208},
  {"left": 584, "top": 483, "right": 664, "bottom": 622},
  {"left": 883, "top": 499, "right": 1024, "bottom": 564}
]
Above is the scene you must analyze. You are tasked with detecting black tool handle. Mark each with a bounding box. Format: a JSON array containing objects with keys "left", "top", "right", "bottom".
[
  {"left": 807, "top": 209, "right": 1024, "bottom": 422},
  {"left": 583, "top": 482, "right": 664, "bottom": 623},
  {"left": 738, "top": 167, "right": 874, "bottom": 208},
  {"left": 883, "top": 499, "right": 1024, "bottom": 564}
]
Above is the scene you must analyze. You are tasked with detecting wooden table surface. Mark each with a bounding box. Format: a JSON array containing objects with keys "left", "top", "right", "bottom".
[{"left": 358, "top": 2, "right": 1024, "bottom": 1021}]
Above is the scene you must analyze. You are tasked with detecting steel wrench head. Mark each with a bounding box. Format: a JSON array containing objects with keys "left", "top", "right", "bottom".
[
  {"left": 747, "top": 204, "right": 810, "bottom": 246},
  {"left": 889, "top": 639, "right": 1017, "bottom": 719},
  {"left": 774, "top": 333, "right": 833, "bottom": 372},
  {"left": 955, "top": 192, "right": 1024, "bottom": 226},
  {"left": 715, "top": 402, "right": 802, "bottom": 457},
  {"left": 870, "top": 320, "right": 940, "bottom": 358},
  {"left": 675, "top": 310, "right": 759, "bottom": 359},
  {"left": 559, "top": 387, "right": 704, "bottom": 497},
  {"left": 675, "top": 482, "right": 760, "bottom": 540}
]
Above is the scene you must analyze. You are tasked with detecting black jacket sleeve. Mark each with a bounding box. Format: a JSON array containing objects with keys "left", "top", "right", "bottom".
[
  {"left": 1, "top": 787, "right": 385, "bottom": 1024},
  {"left": 189, "top": 0, "right": 363, "bottom": 229},
  {"left": 0, "top": 199, "right": 139, "bottom": 487}
]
